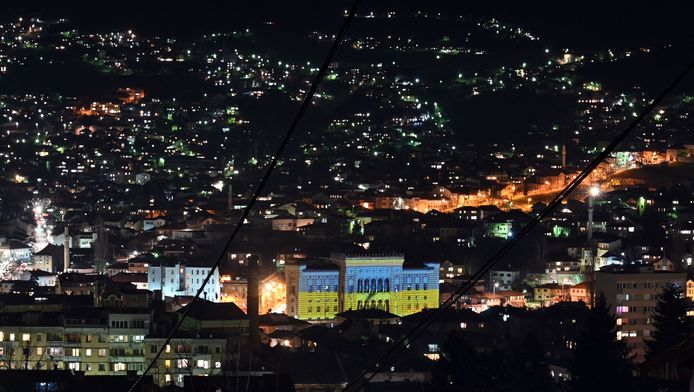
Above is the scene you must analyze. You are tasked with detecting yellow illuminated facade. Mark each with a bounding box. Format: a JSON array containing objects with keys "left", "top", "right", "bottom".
[{"left": 286, "top": 253, "right": 439, "bottom": 321}]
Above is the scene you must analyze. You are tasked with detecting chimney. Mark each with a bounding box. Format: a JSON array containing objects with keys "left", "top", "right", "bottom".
[
  {"left": 561, "top": 143, "right": 567, "bottom": 169},
  {"left": 63, "top": 226, "right": 70, "bottom": 272},
  {"left": 247, "top": 257, "right": 259, "bottom": 358}
]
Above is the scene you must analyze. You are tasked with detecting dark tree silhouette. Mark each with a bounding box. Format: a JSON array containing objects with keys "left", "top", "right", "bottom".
[
  {"left": 433, "top": 331, "right": 556, "bottom": 392},
  {"left": 569, "top": 294, "right": 633, "bottom": 391},
  {"left": 645, "top": 282, "right": 693, "bottom": 361},
  {"left": 433, "top": 334, "right": 493, "bottom": 392}
]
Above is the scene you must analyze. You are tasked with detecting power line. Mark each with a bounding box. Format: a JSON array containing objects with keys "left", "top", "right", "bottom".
[
  {"left": 125, "top": 1, "right": 362, "bottom": 391},
  {"left": 342, "top": 57, "right": 694, "bottom": 392}
]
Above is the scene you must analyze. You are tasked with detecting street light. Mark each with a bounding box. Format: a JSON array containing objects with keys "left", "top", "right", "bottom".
[{"left": 587, "top": 185, "right": 601, "bottom": 308}]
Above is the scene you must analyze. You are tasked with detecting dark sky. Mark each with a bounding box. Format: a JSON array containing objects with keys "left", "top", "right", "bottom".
[{"left": 3, "top": 1, "right": 694, "bottom": 50}]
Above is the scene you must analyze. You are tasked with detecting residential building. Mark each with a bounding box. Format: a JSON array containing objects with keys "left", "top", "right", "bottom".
[
  {"left": 596, "top": 265, "right": 686, "bottom": 362},
  {"left": 489, "top": 270, "right": 519, "bottom": 291}
]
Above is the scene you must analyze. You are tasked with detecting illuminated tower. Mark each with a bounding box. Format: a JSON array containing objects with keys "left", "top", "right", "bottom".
[
  {"left": 561, "top": 143, "right": 567, "bottom": 169},
  {"left": 587, "top": 186, "right": 600, "bottom": 307},
  {"left": 587, "top": 186, "right": 599, "bottom": 242},
  {"left": 63, "top": 226, "right": 70, "bottom": 272}
]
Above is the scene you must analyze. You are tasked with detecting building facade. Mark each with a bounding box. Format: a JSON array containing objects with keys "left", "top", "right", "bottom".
[
  {"left": 595, "top": 266, "right": 687, "bottom": 362},
  {"left": 147, "top": 261, "right": 220, "bottom": 302},
  {"left": 285, "top": 264, "right": 339, "bottom": 321},
  {"left": 285, "top": 253, "right": 439, "bottom": 321}
]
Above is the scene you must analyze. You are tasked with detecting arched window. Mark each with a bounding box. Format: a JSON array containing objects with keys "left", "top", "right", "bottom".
[
  {"left": 371, "top": 300, "right": 377, "bottom": 309},
  {"left": 384, "top": 278, "right": 390, "bottom": 292},
  {"left": 371, "top": 279, "right": 377, "bottom": 293},
  {"left": 357, "top": 279, "right": 363, "bottom": 293},
  {"left": 385, "top": 299, "right": 390, "bottom": 312},
  {"left": 377, "top": 279, "right": 383, "bottom": 292},
  {"left": 364, "top": 279, "right": 369, "bottom": 293},
  {"left": 357, "top": 300, "right": 362, "bottom": 310},
  {"left": 377, "top": 299, "right": 383, "bottom": 310}
]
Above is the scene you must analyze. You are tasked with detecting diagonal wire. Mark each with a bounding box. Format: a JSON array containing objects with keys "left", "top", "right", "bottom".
[
  {"left": 341, "top": 57, "right": 694, "bottom": 392},
  {"left": 126, "top": 1, "right": 362, "bottom": 391}
]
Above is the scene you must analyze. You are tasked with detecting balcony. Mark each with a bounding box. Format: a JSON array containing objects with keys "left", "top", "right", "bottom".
[{"left": 109, "top": 356, "right": 144, "bottom": 363}]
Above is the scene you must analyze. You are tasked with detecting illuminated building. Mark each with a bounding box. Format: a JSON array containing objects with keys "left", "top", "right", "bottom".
[
  {"left": 76, "top": 102, "right": 121, "bottom": 117},
  {"left": 147, "top": 260, "right": 220, "bottom": 302},
  {"left": 534, "top": 283, "right": 569, "bottom": 306},
  {"left": 219, "top": 273, "right": 286, "bottom": 314},
  {"left": 32, "top": 244, "right": 63, "bottom": 273},
  {"left": 285, "top": 263, "right": 339, "bottom": 321},
  {"left": 0, "top": 296, "right": 239, "bottom": 387},
  {"left": 117, "top": 88, "right": 145, "bottom": 104},
  {"left": 488, "top": 270, "right": 519, "bottom": 291},
  {"left": 259, "top": 273, "right": 286, "bottom": 314},
  {"left": 145, "top": 335, "right": 226, "bottom": 386},
  {"left": 687, "top": 280, "right": 694, "bottom": 316},
  {"left": 596, "top": 265, "right": 686, "bottom": 362},
  {"left": 0, "top": 240, "right": 32, "bottom": 262},
  {"left": 220, "top": 275, "right": 247, "bottom": 312},
  {"left": 285, "top": 253, "right": 439, "bottom": 321},
  {"left": 484, "top": 221, "right": 513, "bottom": 239},
  {"left": 568, "top": 281, "right": 590, "bottom": 305},
  {"left": 0, "top": 306, "right": 149, "bottom": 376}
]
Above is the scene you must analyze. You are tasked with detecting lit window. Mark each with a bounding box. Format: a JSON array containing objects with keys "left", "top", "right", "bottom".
[{"left": 22, "top": 334, "right": 30, "bottom": 342}]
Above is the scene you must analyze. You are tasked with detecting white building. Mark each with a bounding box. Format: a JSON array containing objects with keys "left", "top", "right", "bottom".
[
  {"left": 489, "top": 270, "right": 520, "bottom": 291},
  {"left": 0, "top": 239, "right": 32, "bottom": 261},
  {"left": 147, "top": 261, "right": 220, "bottom": 302},
  {"left": 135, "top": 173, "right": 151, "bottom": 185},
  {"left": 21, "top": 270, "right": 58, "bottom": 287}
]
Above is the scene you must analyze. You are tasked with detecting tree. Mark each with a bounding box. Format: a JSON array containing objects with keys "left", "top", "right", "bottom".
[
  {"left": 569, "top": 294, "right": 633, "bottom": 391},
  {"left": 433, "top": 333, "right": 493, "bottom": 392},
  {"left": 645, "top": 283, "right": 693, "bottom": 360},
  {"left": 433, "top": 331, "right": 556, "bottom": 392}
]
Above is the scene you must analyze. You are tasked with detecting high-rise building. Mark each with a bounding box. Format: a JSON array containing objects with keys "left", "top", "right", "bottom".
[
  {"left": 285, "top": 253, "right": 439, "bottom": 321},
  {"left": 595, "top": 265, "right": 686, "bottom": 362}
]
